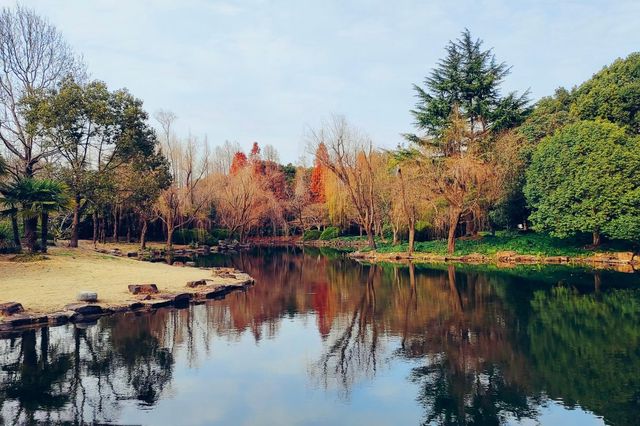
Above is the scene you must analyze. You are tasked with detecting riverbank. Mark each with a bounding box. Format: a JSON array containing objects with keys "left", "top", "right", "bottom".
[
  {"left": 298, "top": 233, "right": 639, "bottom": 271},
  {"left": 0, "top": 242, "right": 254, "bottom": 332}
]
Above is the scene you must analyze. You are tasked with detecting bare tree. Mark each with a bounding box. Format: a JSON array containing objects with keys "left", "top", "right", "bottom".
[
  {"left": 212, "top": 166, "right": 274, "bottom": 243},
  {"left": 154, "top": 135, "right": 210, "bottom": 250},
  {"left": 309, "top": 115, "right": 379, "bottom": 249},
  {"left": 212, "top": 140, "right": 242, "bottom": 174},
  {"left": 0, "top": 5, "right": 83, "bottom": 178},
  {"left": 262, "top": 144, "right": 280, "bottom": 164}
]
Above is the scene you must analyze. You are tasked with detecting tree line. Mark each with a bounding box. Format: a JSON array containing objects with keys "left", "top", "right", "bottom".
[{"left": 1, "top": 6, "right": 638, "bottom": 254}]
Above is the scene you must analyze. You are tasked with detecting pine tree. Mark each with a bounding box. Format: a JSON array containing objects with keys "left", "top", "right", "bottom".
[{"left": 407, "top": 29, "right": 529, "bottom": 146}]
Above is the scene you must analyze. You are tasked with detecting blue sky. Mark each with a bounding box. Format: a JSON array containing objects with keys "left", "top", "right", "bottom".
[{"left": 6, "top": 0, "right": 640, "bottom": 163}]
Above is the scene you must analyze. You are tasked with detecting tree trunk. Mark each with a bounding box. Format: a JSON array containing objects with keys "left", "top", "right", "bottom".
[
  {"left": 40, "top": 212, "right": 48, "bottom": 253},
  {"left": 99, "top": 216, "right": 106, "bottom": 244},
  {"left": 69, "top": 196, "right": 80, "bottom": 248},
  {"left": 140, "top": 218, "right": 148, "bottom": 250},
  {"left": 447, "top": 209, "right": 461, "bottom": 254},
  {"left": 92, "top": 212, "right": 98, "bottom": 247},
  {"left": 24, "top": 215, "right": 38, "bottom": 253},
  {"left": 464, "top": 212, "right": 474, "bottom": 236},
  {"left": 166, "top": 226, "right": 174, "bottom": 250},
  {"left": 365, "top": 223, "right": 376, "bottom": 249},
  {"left": 392, "top": 224, "right": 398, "bottom": 246},
  {"left": 112, "top": 209, "right": 118, "bottom": 242},
  {"left": 408, "top": 221, "right": 415, "bottom": 255},
  {"left": 10, "top": 210, "right": 21, "bottom": 248},
  {"left": 592, "top": 230, "right": 601, "bottom": 247}
]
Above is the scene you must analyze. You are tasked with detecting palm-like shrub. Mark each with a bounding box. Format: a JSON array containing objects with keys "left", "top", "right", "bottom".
[{"left": 0, "top": 178, "right": 68, "bottom": 253}]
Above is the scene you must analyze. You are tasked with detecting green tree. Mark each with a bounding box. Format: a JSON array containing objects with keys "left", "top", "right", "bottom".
[
  {"left": 406, "top": 29, "right": 529, "bottom": 145},
  {"left": 491, "top": 88, "right": 576, "bottom": 230},
  {"left": 405, "top": 30, "right": 529, "bottom": 252},
  {"left": 524, "top": 120, "right": 640, "bottom": 246},
  {"left": 32, "top": 179, "right": 68, "bottom": 253},
  {"left": 0, "top": 177, "right": 66, "bottom": 252},
  {"left": 23, "top": 77, "right": 161, "bottom": 247},
  {"left": 571, "top": 52, "right": 640, "bottom": 134}
]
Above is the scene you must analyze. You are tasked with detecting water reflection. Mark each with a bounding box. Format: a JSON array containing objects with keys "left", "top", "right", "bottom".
[{"left": 1, "top": 247, "right": 639, "bottom": 425}]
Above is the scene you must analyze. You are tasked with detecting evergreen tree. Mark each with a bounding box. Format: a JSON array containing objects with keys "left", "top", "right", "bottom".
[{"left": 407, "top": 29, "right": 529, "bottom": 146}]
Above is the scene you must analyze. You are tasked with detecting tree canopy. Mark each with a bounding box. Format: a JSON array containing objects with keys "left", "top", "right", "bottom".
[
  {"left": 407, "top": 29, "right": 529, "bottom": 145},
  {"left": 524, "top": 120, "right": 640, "bottom": 245}
]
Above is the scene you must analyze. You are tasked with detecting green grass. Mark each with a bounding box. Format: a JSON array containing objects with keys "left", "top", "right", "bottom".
[{"left": 330, "top": 232, "right": 637, "bottom": 257}]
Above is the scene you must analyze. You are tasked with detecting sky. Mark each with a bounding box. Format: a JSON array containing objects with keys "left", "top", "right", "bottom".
[{"left": 4, "top": 0, "right": 640, "bottom": 163}]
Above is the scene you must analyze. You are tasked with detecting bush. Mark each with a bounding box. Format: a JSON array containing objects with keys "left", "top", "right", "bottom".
[
  {"left": 0, "top": 222, "right": 19, "bottom": 253},
  {"left": 303, "top": 229, "right": 322, "bottom": 241},
  {"left": 320, "top": 226, "right": 340, "bottom": 240}
]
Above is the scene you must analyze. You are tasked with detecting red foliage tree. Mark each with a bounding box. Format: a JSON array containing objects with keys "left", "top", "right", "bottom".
[
  {"left": 229, "top": 151, "right": 248, "bottom": 175},
  {"left": 309, "top": 142, "right": 328, "bottom": 202}
]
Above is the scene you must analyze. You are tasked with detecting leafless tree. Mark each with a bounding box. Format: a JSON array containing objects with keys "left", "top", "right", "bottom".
[
  {"left": 0, "top": 5, "right": 83, "bottom": 177},
  {"left": 212, "top": 140, "right": 242, "bottom": 174},
  {"left": 309, "top": 115, "right": 379, "bottom": 249}
]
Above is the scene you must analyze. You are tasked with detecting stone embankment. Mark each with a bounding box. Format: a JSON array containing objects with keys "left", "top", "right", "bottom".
[
  {"left": 0, "top": 267, "right": 254, "bottom": 335},
  {"left": 350, "top": 250, "right": 639, "bottom": 272}
]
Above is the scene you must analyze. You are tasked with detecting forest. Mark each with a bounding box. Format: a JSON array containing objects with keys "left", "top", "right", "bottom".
[{"left": 1, "top": 6, "right": 639, "bottom": 256}]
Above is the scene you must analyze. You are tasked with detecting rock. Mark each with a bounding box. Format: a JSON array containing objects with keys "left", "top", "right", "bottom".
[
  {"left": 128, "top": 301, "right": 145, "bottom": 310},
  {"left": 77, "top": 291, "right": 98, "bottom": 302},
  {"left": 212, "top": 267, "right": 237, "bottom": 275},
  {"left": 0, "top": 313, "right": 48, "bottom": 330},
  {"left": 513, "top": 255, "right": 539, "bottom": 263},
  {"left": 48, "top": 311, "right": 72, "bottom": 326},
  {"left": 186, "top": 279, "right": 208, "bottom": 288},
  {"left": 0, "top": 302, "right": 24, "bottom": 316},
  {"left": 461, "top": 253, "right": 487, "bottom": 263},
  {"left": 613, "top": 252, "right": 635, "bottom": 263},
  {"left": 127, "top": 251, "right": 138, "bottom": 258},
  {"left": 64, "top": 303, "right": 103, "bottom": 315},
  {"left": 544, "top": 256, "right": 569, "bottom": 263},
  {"left": 128, "top": 284, "right": 159, "bottom": 295},
  {"left": 185, "top": 261, "right": 196, "bottom": 267},
  {"left": 140, "top": 299, "right": 173, "bottom": 309},
  {"left": 160, "top": 293, "right": 192, "bottom": 303},
  {"left": 496, "top": 251, "right": 517, "bottom": 261}
]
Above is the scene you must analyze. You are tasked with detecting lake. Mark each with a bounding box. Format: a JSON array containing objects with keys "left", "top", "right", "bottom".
[{"left": 1, "top": 247, "right": 639, "bottom": 425}]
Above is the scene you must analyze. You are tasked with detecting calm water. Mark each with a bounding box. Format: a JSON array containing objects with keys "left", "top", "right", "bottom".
[{"left": 1, "top": 247, "right": 640, "bottom": 425}]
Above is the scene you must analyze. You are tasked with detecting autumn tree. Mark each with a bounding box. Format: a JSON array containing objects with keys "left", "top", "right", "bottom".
[
  {"left": 406, "top": 30, "right": 528, "bottom": 251},
  {"left": 230, "top": 151, "right": 248, "bottom": 175},
  {"left": 310, "top": 115, "right": 379, "bottom": 249},
  {"left": 410, "top": 107, "right": 502, "bottom": 253},
  {"left": 154, "top": 132, "right": 210, "bottom": 250},
  {"left": 212, "top": 165, "right": 274, "bottom": 242},
  {"left": 309, "top": 143, "right": 328, "bottom": 203}
]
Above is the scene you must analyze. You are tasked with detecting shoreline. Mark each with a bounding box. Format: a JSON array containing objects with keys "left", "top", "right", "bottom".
[
  {"left": 288, "top": 238, "right": 640, "bottom": 271},
  {"left": 0, "top": 244, "right": 255, "bottom": 334},
  {"left": 348, "top": 249, "right": 639, "bottom": 272}
]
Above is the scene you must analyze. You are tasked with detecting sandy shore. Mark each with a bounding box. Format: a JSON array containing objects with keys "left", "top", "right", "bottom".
[{"left": 0, "top": 243, "right": 248, "bottom": 314}]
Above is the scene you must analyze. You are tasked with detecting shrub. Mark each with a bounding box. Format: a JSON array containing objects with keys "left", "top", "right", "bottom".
[
  {"left": 303, "top": 229, "right": 322, "bottom": 241},
  {"left": 320, "top": 226, "right": 340, "bottom": 240}
]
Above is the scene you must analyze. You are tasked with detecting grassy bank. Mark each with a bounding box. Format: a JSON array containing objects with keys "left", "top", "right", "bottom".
[{"left": 319, "top": 232, "right": 638, "bottom": 258}]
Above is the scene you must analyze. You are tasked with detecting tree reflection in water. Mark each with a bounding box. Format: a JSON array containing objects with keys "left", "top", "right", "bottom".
[{"left": 1, "top": 247, "right": 639, "bottom": 425}]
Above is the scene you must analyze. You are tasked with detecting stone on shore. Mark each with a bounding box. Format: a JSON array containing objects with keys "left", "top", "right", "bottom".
[
  {"left": 0, "top": 302, "right": 24, "bottom": 316},
  {"left": 77, "top": 291, "right": 98, "bottom": 302},
  {"left": 128, "top": 284, "right": 159, "bottom": 294},
  {"left": 186, "top": 279, "right": 208, "bottom": 287}
]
